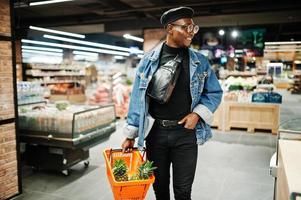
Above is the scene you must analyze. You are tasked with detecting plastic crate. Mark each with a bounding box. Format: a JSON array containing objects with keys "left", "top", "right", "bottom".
[
  {"left": 268, "top": 92, "right": 282, "bottom": 104},
  {"left": 252, "top": 92, "right": 282, "bottom": 104},
  {"left": 252, "top": 92, "right": 268, "bottom": 103},
  {"left": 103, "top": 148, "right": 155, "bottom": 200}
]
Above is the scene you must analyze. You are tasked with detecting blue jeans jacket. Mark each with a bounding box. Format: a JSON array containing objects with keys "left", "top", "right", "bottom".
[{"left": 124, "top": 43, "right": 223, "bottom": 148}]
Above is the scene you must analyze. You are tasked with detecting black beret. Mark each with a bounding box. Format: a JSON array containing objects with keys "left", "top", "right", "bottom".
[{"left": 160, "top": 7, "right": 194, "bottom": 26}]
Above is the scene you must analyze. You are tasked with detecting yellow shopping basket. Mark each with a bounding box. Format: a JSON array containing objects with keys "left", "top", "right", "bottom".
[{"left": 103, "top": 148, "right": 155, "bottom": 200}]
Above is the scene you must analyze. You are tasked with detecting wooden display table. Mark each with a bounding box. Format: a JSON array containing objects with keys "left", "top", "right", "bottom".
[
  {"left": 211, "top": 103, "right": 224, "bottom": 130},
  {"left": 212, "top": 102, "right": 279, "bottom": 134},
  {"left": 276, "top": 140, "right": 301, "bottom": 200}
]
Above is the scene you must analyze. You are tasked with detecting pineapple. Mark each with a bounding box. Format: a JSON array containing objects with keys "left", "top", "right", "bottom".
[
  {"left": 112, "top": 159, "right": 128, "bottom": 182},
  {"left": 137, "top": 160, "right": 157, "bottom": 180}
]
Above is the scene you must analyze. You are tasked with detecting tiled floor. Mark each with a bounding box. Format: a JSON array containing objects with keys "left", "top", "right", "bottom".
[{"left": 13, "top": 90, "right": 301, "bottom": 200}]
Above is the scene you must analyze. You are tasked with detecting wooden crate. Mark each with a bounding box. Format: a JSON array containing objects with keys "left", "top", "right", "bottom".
[
  {"left": 211, "top": 103, "right": 223, "bottom": 130},
  {"left": 224, "top": 102, "right": 279, "bottom": 134}
]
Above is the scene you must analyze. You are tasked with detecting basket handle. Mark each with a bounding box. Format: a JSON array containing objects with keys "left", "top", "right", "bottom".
[{"left": 109, "top": 147, "right": 146, "bottom": 165}]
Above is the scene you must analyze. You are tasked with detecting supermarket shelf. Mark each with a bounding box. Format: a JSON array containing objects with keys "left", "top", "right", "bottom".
[
  {"left": 26, "top": 73, "right": 86, "bottom": 77},
  {"left": 28, "top": 66, "right": 83, "bottom": 70},
  {"left": 40, "top": 80, "right": 81, "bottom": 84}
]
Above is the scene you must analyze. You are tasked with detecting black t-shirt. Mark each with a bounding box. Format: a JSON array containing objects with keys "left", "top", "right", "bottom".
[{"left": 149, "top": 43, "right": 192, "bottom": 120}]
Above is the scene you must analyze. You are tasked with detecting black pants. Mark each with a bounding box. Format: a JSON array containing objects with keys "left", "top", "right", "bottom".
[{"left": 145, "top": 123, "right": 198, "bottom": 200}]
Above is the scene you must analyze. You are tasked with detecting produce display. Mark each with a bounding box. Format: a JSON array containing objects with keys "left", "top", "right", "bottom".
[
  {"left": 18, "top": 103, "right": 115, "bottom": 138},
  {"left": 223, "top": 91, "right": 252, "bottom": 103},
  {"left": 224, "top": 76, "right": 257, "bottom": 91},
  {"left": 112, "top": 83, "right": 130, "bottom": 119},
  {"left": 88, "top": 84, "right": 111, "bottom": 105},
  {"left": 17, "top": 81, "right": 45, "bottom": 105},
  {"left": 88, "top": 82, "right": 131, "bottom": 118},
  {"left": 48, "top": 83, "right": 85, "bottom": 95}
]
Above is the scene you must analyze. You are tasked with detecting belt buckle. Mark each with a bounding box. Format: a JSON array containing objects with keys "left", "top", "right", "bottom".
[{"left": 162, "top": 120, "right": 170, "bottom": 127}]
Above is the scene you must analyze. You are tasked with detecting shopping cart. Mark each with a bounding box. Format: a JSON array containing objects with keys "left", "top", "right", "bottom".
[{"left": 103, "top": 148, "right": 155, "bottom": 200}]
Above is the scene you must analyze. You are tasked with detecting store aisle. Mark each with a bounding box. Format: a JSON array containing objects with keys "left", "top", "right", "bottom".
[
  {"left": 14, "top": 90, "right": 301, "bottom": 200},
  {"left": 14, "top": 120, "right": 276, "bottom": 200}
]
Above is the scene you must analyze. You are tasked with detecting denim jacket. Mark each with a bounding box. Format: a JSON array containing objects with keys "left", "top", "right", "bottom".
[{"left": 123, "top": 43, "right": 223, "bottom": 148}]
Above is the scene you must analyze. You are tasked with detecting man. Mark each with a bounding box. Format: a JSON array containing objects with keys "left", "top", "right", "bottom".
[{"left": 121, "top": 7, "right": 223, "bottom": 200}]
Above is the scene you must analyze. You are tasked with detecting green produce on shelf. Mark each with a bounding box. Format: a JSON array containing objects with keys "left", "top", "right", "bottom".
[{"left": 55, "top": 102, "right": 69, "bottom": 111}]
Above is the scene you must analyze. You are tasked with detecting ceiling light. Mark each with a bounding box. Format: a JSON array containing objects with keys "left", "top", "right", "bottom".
[
  {"left": 123, "top": 34, "right": 144, "bottom": 42},
  {"left": 22, "top": 49, "right": 63, "bottom": 56},
  {"left": 22, "top": 54, "right": 63, "bottom": 64},
  {"left": 73, "top": 55, "right": 98, "bottom": 62},
  {"left": 30, "top": 26, "right": 85, "bottom": 39},
  {"left": 114, "top": 56, "right": 125, "bottom": 60},
  {"left": 265, "top": 41, "right": 301, "bottom": 45},
  {"left": 30, "top": 0, "right": 74, "bottom": 6},
  {"left": 231, "top": 30, "right": 238, "bottom": 38},
  {"left": 218, "top": 29, "right": 225, "bottom": 36},
  {"left": 22, "top": 45, "right": 63, "bottom": 52},
  {"left": 43, "top": 34, "right": 143, "bottom": 54},
  {"left": 21, "top": 39, "right": 130, "bottom": 56},
  {"left": 73, "top": 51, "right": 98, "bottom": 57}
]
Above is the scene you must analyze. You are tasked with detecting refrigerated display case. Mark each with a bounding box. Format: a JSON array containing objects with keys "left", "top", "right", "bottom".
[{"left": 18, "top": 102, "right": 116, "bottom": 175}]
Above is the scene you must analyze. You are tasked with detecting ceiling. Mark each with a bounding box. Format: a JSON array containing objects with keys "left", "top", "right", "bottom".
[{"left": 13, "top": 0, "right": 301, "bottom": 40}]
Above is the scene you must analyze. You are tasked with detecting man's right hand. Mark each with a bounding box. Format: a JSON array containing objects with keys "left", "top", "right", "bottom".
[{"left": 121, "top": 138, "right": 135, "bottom": 153}]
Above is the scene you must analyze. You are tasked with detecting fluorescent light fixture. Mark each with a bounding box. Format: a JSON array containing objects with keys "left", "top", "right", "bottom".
[
  {"left": 265, "top": 41, "right": 301, "bottom": 45},
  {"left": 231, "top": 30, "right": 238, "bottom": 38},
  {"left": 30, "top": 26, "right": 85, "bottom": 39},
  {"left": 73, "top": 55, "right": 98, "bottom": 62},
  {"left": 73, "top": 51, "right": 98, "bottom": 57},
  {"left": 22, "top": 45, "right": 63, "bottom": 52},
  {"left": 114, "top": 56, "right": 125, "bottom": 60},
  {"left": 218, "top": 29, "right": 225, "bottom": 36},
  {"left": 123, "top": 34, "right": 144, "bottom": 42},
  {"left": 30, "top": 0, "right": 73, "bottom": 6},
  {"left": 22, "top": 54, "right": 63, "bottom": 64},
  {"left": 43, "top": 34, "right": 144, "bottom": 54},
  {"left": 22, "top": 39, "right": 130, "bottom": 56},
  {"left": 22, "top": 49, "right": 63, "bottom": 56}
]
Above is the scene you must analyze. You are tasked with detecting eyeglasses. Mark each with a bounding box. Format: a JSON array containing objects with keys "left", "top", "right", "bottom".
[{"left": 170, "top": 23, "right": 199, "bottom": 34}]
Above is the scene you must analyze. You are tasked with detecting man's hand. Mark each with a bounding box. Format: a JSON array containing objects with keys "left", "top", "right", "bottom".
[
  {"left": 121, "top": 138, "right": 135, "bottom": 153},
  {"left": 178, "top": 112, "right": 200, "bottom": 129}
]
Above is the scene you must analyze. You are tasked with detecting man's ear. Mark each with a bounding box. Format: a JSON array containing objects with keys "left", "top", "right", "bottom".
[{"left": 166, "top": 24, "right": 173, "bottom": 34}]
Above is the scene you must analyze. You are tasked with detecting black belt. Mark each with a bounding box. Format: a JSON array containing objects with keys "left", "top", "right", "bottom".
[{"left": 155, "top": 119, "right": 182, "bottom": 127}]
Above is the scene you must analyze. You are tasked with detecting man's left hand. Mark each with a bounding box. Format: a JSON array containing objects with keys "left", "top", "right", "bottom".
[{"left": 178, "top": 112, "right": 200, "bottom": 129}]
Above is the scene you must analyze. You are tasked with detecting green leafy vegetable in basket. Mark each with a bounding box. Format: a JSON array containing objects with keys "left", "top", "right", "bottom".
[{"left": 113, "top": 159, "right": 128, "bottom": 182}]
